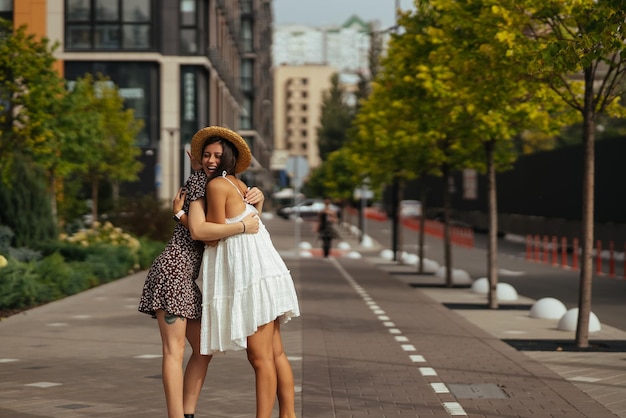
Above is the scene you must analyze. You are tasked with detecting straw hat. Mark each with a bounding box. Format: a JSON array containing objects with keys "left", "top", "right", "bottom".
[{"left": 190, "top": 126, "right": 252, "bottom": 173}]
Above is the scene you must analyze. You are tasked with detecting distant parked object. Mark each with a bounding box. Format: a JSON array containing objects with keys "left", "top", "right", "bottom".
[
  {"left": 400, "top": 200, "right": 422, "bottom": 218},
  {"left": 277, "top": 199, "right": 340, "bottom": 220}
]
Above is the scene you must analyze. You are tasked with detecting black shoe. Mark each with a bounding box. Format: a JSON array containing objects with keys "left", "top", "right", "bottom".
[{"left": 184, "top": 415, "right": 194, "bottom": 418}]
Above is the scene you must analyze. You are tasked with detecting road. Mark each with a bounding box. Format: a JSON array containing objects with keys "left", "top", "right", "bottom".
[{"left": 358, "top": 215, "right": 626, "bottom": 333}]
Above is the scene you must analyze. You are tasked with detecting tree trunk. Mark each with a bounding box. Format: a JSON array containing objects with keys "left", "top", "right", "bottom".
[
  {"left": 442, "top": 164, "right": 453, "bottom": 287},
  {"left": 486, "top": 139, "right": 499, "bottom": 309},
  {"left": 112, "top": 180, "right": 120, "bottom": 209},
  {"left": 576, "top": 66, "right": 596, "bottom": 349}
]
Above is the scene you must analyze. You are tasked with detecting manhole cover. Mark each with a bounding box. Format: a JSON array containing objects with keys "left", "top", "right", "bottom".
[{"left": 448, "top": 383, "right": 508, "bottom": 399}]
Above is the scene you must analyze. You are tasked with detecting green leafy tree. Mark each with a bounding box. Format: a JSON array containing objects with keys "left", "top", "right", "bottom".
[
  {"left": 0, "top": 156, "right": 56, "bottom": 247},
  {"left": 410, "top": 0, "right": 576, "bottom": 296},
  {"left": 497, "top": 0, "right": 626, "bottom": 348},
  {"left": 317, "top": 73, "right": 354, "bottom": 161},
  {"left": 65, "top": 74, "right": 143, "bottom": 223},
  {"left": 0, "top": 19, "right": 66, "bottom": 184}
]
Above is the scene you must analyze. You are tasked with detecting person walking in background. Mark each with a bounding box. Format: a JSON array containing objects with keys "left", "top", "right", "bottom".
[
  {"left": 138, "top": 149, "right": 263, "bottom": 418},
  {"left": 317, "top": 198, "right": 339, "bottom": 258},
  {"left": 188, "top": 126, "right": 300, "bottom": 418}
]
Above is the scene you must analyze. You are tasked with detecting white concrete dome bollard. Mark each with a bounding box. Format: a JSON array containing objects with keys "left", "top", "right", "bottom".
[
  {"left": 346, "top": 251, "right": 362, "bottom": 259},
  {"left": 471, "top": 277, "right": 489, "bottom": 294},
  {"left": 380, "top": 249, "right": 394, "bottom": 260},
  {"left": 421, "top": 258, "right": 440, "bottom": 273},
  {"left": 299, "top": 241, "right": 312, "bottom": 250},
  {"left": 452, "top": 269, "right": 472, "bottom": 285},
  {"left": 338, "top": 241, "right": 351, "bottom": 250},
  {"left": 299, "top": 250, "right": 313, "bottom": 258},
  {"left": 402, "top": 253, "right": 419, "bottom": 265},
  {"left": 529, "top": 297, "right": 567, "bottom": 319},
  {"left": 496, "top": 283, "right": 518, "bottom": 301},
  {"left": 434, "top": 266, "right": 472, "bottom": 285},
  {"left": 557, "top": 308, "right": 601, "bottom": 332},
  {"left": 361, "top": 235, "right": 374, "bottom": 248}
]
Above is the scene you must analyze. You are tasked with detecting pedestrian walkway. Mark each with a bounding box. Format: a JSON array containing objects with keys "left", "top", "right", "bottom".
[{"left": 0, "top": 214, "right": 624, "bottom": 417}]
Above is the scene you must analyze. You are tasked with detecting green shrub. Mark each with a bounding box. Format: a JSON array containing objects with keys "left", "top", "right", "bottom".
[
  {"left": 0, "top": 260, "right": 54, "bottom": 309},
  {"left": 137, "top": 237, "right": 166, "bottom": 270},
  {"left": 84, "top": 244, "right": 136, "bottom": 283},
  {"left": 107, "top": 194, "right": 175, "bottom": 242}
]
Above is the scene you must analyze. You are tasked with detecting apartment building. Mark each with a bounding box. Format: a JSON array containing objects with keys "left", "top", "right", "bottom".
[
  {"left": 6, "top": 0, "right": 274, "bottom": 200},
  {"left": 270, "top": 16, "right": 387, "bottom": 180}
]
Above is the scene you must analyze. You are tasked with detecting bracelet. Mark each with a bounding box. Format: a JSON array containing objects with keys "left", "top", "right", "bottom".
[{"left": 240, "top": 220, "right": 246, "bottom": 233}]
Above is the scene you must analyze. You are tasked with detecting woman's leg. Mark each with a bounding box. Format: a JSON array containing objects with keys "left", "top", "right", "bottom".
[
  {"left": 273, "top": 320, "right": 296, "bottom": 418},
  {"left": 156, "top": 310, "right": 188, "bottom": 418},
  {"left": 183, "top": 318, "right": 212, "bottom": 415},
  {"left": 322, "top": 237, "right": 331, "bottom": 257},
  {"left": 247, "top": 321, "right": 278, "bottom": 418}
]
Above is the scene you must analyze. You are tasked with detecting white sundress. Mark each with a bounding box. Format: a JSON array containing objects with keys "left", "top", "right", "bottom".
[{"left": 200, "top": 175, "right": 301, "bottom": 355}]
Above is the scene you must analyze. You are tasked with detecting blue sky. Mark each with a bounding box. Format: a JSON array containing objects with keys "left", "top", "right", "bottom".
[{"left": 273, "top": 0, "right": 415, "bottom": 30}]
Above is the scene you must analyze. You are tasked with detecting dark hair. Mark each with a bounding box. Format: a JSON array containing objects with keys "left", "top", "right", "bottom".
[{"left": 202, "top": 136, "right": 239, "bottom": 180}]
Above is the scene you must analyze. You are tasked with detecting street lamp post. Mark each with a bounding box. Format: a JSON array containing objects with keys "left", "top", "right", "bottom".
[{"left": 165, "top": 127, "right": 179, "bottom": 199}]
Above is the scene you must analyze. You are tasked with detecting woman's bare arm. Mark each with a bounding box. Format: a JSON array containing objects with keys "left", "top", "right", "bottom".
[{"left": 188, "top": 199, "right": 258, "bottom": 241}]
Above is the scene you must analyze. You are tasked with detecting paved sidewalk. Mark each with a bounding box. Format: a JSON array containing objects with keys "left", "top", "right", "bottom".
[{"left": 0, "top": 214, "right": 625, "bottom": 417}]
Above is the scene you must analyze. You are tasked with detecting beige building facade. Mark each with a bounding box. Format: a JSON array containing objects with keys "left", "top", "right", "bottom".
[{"left": 272, "top": 65, "right": 335, "bottom": 173}]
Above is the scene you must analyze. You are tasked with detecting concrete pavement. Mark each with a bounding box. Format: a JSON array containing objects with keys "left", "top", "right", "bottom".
[{"left": 1, "top": 214, "right": 625, "bottom": 417}]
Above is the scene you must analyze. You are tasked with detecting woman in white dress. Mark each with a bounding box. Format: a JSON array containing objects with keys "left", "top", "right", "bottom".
[{"left": 187, "top": 126, "right": 300, "bottom": 418}]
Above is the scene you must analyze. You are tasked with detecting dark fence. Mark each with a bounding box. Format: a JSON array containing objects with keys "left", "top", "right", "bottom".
[{"left": 401, "top": 136, "right": 626, "bottom": 241}]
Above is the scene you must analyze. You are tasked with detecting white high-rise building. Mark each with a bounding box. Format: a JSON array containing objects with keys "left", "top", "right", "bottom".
[{"left": 273, "top": 15, "right": 382, "bottom": 77}]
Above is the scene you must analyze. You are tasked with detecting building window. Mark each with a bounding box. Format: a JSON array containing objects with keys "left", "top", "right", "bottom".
[
  {"left": 240, "top": 96, "right": 253, "bottom": 130},
  {"left": 180, "top": 0, "right": 198, "bottom": 54},
  {"left": 240, "top": 59, "right": 253, "bottom": 93},
  {"left": 0, "top": 0, "right": 12, "bottom": 23},
  {"left": 241, "top": 19, "right": 253, "bottom": 53},
  {"left": 65, "top": 0, "right": 153, "bottom": 51},
  {"left": 64, "top": 61, "right": 159, "bottom": 148},
  {"left": 241, "top": 0, "right": 252, "bottom": 14}
]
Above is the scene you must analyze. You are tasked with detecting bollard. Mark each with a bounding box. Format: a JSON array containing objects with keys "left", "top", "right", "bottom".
[
  {"left": 534, "top": 235, "right": 540, "bottom": 262},
  {"left": 543, "top": 235, "right": 549, "bottom": 264},
  {"left": 552, "top": 236, "right": 558, "bottom": 265},
  {"left": 561, "top": 237, "right": 568, "bottom": 268}
]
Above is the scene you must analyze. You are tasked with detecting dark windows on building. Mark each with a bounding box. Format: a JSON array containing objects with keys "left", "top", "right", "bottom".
[
  {"left": 241, "top": 19, "right": 253, "bottom": 53},
  {"left": 180, "top": 66, "right": 209, "bottom": 144},
  {"left": 65, "top": 0, "right": 154, "bottom": 51},
  {"left": 241, "top": 59, "right": 253, "bottom": 92},
  {"left": 0, "top": 0, "right": 13, "bottom": 22},
  {"left": 64, "top": 61, "right": 159, "bottom": 148},
  {"left": 180, "top": 0, "right": 198, "bottom": 54}
]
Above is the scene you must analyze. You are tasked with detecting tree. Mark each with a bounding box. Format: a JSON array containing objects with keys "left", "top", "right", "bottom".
[
  {"left": 64, "top": 74, "right": 143, "bottom": 223},
  {"left": 0, "top": 19, "right": 66, "bottom": 184},
  {"left": 317, "top": 73, "right": 353, "bottom": 161},
  {"left": 409, "top": 0, "right": 575, "bottom": 299},
  {"left": 500, "top": 0, "right": 626, "bottom": 347}
]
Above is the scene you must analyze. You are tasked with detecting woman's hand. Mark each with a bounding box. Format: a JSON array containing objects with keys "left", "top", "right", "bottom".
[
  {"left": 244, "top": 187, "right": 264, "bottom": 205},
  {"left": 241, "top": 213, "right": 259, "bottom": 234},
  {"left": 173, "top": 187, "right": 186, "bottom": 214},
  {"left": 187, "top": 149, "right": 203, "bottom": 172}
]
